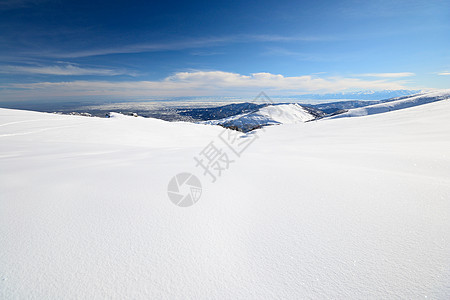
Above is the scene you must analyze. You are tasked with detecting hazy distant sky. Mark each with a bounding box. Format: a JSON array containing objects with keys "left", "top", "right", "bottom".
[{"left": 0, "top": 0, "right": 449, "bottom": 101}]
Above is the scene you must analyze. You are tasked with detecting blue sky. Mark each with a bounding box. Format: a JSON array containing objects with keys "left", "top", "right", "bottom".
[{"left": 0, "top": 0, "right": 449, "bottom": 101}]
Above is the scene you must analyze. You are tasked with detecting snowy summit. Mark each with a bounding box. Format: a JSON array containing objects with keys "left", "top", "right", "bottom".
[{"left": 203, "top": 103, "right": 320, "bottom": 131}]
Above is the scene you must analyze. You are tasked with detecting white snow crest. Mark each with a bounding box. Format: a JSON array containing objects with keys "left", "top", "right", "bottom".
[{"left": 329, "top": 89, "right": 450, "bottom": 119}]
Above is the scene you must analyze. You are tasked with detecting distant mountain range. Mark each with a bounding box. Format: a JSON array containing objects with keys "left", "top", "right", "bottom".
[
  {"left": 203, "top": 104, "right": 322, "bottom": 132},
  {"left": 276, "top": 89, "right": 422, "bottom": 101},
  {"left": 197, "top": 90, "right": 449, "bottom": 131},
  {"left": 1, "top": 90, "right": 441, "bottom": 130}
]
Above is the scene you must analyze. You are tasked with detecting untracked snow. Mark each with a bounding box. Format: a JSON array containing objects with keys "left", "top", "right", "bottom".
[{"left": 0, "top": 98, "right": 449, "bottom": 299}]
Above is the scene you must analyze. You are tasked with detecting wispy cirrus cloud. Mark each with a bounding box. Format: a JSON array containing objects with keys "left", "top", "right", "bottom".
[
  {"left": 1, "top": 63, "right": 135, "bottom": 76},
  {"left": 358, "top": 72, "right": 416, "bottom": 78},
  {"left": 0, "top": 0, "right": 49, "bottom": 10},
  {"left": 32, "top": 34, "right": 336, "bottom": 58},
  {"left": 0, "top": 70, "right": 412, "bottom": 101},
  {"left": 438, "top": 71, "right": 450, "bottom": 76},
  {"left": 263, "top": 47, "right": 346, "bottom": 62}
]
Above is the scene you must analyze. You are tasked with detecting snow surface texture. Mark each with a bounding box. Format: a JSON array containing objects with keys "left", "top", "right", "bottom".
[
  {"left": 203, "top": 103, "right": 316, "bottom": 131},
  {"left": 1, "top": 97, "right": 450, "bottom": 298}
]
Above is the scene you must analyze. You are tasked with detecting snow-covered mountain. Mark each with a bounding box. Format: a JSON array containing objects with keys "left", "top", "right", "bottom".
[
  {"left": 306, "top": 100, "right": 383, "bottom": 115},
  {"left": 197, "top": 91, "right": 449, "bottom": 131},
  {"left": 203, "top": 103, "right": 323, "bottom": 131},
  {"left": 329, "top": 90, "right": 450, "bottom": 119}
]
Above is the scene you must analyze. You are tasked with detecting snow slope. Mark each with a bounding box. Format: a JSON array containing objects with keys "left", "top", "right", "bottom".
[
  {"left": 203, "top": 103, "right": 316, "bottom": 131},
  {"left": 1, "top": 100, "right": 450, "bottom": 299},
  {"left": 329, "top": 90, "right": 450, "bottom": 119}
]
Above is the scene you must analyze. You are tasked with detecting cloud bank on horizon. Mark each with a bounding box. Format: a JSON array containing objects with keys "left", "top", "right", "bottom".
[
  {"left": 1, "top": 71, "right": 417, "bottom": 100},
  {"left": 0, "top": 0, "right": 449, "bottom": 101}
]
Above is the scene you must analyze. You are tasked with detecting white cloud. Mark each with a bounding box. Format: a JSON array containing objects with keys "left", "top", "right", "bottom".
[
  {"left": 359, "top": 72, "right": 416, "bottom": 78},
  {"left": 438, "top": 72, "right": 450, "bottom": 76},
  {"left": 1, "top": 70, "right": 411, "bottom": 100},
  {"left": 1, "top": 64, "right": 130, "bottom": 76}
]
